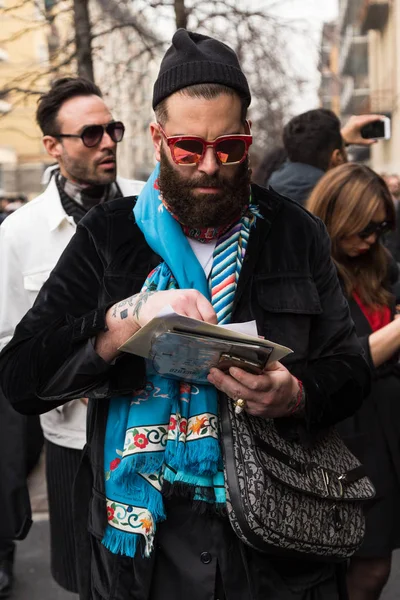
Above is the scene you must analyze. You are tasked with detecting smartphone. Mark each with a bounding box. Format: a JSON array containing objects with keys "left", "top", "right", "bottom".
[
  {"left": 217, "top": 353, "right": 266, "bottom": 375},
  {"left": 360, "top": 117, "right": 391, "bottom": 140}
]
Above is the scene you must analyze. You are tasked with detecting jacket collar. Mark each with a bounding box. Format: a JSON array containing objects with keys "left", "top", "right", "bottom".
[
  {"left": 44, "top": 175, "right": 143, "bottom": 232},
  {"left": 232, "top": 184, "right": 283, "bottom": 313},
  {"left": 44, "top": 177, "right": 74, "bottom": 232},
  {"left": 272, "top": 160, "right": 324, "bottom": 182}
]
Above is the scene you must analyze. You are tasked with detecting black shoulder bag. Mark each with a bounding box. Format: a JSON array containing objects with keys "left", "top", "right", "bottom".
[{"left": 220, "top": 393, "right": 375, "bottom": 560}]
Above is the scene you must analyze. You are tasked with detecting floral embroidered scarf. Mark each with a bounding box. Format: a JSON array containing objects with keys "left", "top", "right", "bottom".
[{"left": 102, "top": 163, "right": 258, "bottom": 558}]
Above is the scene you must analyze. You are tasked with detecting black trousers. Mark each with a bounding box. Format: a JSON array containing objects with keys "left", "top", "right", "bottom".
[
  {"left": 45, "top": 440, "right": 83, "bottom": 593},
  {"left": 0, "top": 411, "right": 42, "bottom": 561},
  {"left": 0, "top": 541, "right": 14, "bottom": 564}
]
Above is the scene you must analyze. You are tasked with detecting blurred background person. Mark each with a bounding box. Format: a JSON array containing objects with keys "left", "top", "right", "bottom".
[
  {"left": 307, "top": 163, "right": 400, "bottom": 600},
  {"left": 269, "top": 109, "right": 385, "bottom": 205},
  {"left": 382, "top": 174, "right": 400, "bottom": 204},
  {"left": 0, "top": 195, "right": 27, "bottom": 224},
  {"left": 0, "top": 196, "right": 10, "bottom": 223},
  {"left": 382, "top": 174, "right": 400, "bottom": 266},
  {"left": 0, "top": 77, "right": 144, "bottom": 596}
]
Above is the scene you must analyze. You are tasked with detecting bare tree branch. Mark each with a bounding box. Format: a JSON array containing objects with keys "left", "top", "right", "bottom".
[
  {"left": 0, "top": 0, "right": 305, "bottom": 159},
  {"left": 73, "top": 0, "right": 94, "bottom": 80}
]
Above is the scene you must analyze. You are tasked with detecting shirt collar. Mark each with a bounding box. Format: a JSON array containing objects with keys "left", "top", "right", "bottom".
[{"left": 44, "top": 177, "right": 76, "bottom": 232}]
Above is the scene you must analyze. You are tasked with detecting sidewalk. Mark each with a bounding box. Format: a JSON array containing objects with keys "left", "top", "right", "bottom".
[
  {"left": 14, "top": 519, "right": 78, "bottom": 600},
  {"left": 12, "top": 449, "right": 78, "bottom": 599}
]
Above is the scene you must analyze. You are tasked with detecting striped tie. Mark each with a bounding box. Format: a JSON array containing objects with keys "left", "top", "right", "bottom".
[{"left": 210, "top": 206, "right": 258, "bottom": 324}]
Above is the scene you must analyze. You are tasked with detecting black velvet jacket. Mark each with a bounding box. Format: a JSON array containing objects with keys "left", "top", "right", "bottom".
[{"left": 0, "top": 184, "right": 370, "bottom": 599}]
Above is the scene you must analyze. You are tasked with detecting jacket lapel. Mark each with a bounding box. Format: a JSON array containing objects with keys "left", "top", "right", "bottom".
[{"left": 232, "top": 185, "right": 283, "bottom": 315}]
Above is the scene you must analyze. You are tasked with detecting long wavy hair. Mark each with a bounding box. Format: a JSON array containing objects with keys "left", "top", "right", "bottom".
[{"left": 306, "top": 163, "right": 396, "bottom": 307}]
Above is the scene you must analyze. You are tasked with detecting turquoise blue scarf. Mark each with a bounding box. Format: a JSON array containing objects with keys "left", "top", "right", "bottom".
[{"left": 102, "top": 163, "right": 258, "bottom": 558}]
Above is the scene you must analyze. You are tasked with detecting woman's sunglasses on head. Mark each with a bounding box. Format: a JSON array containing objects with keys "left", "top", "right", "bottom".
[
  {"left": 158, "top": 122, "right": 252, "bottom": 166},
  {"left": 52, "top": 121, "right": 125, "bottom": 148},
  {"left": 358, "top": 220, "right": 390, "bottom": 240}
]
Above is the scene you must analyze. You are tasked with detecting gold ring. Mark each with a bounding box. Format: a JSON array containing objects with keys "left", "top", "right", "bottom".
[{"left": 234, "top": 398, "right": 246, "bottom": 415}]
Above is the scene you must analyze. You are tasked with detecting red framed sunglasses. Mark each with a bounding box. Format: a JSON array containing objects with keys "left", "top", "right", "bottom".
[{"left": 158, "top": 121, "right": 252, "bottom": 166}]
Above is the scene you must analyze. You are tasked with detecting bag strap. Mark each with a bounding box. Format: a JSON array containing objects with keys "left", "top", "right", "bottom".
[
  {"left": 220, "top": 393, "right": 273, "bottom": 552},
  {"left": 254, "top": 435, "right": 366, "bottom": 485}
]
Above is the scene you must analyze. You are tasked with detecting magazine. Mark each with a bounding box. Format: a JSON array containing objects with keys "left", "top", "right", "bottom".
[{"left": 119, "top": 307, "right": 292, "bottom": 384}]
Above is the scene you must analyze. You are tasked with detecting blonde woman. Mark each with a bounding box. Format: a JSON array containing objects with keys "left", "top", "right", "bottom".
[{"left": 307, "top": 163, "right": 399, "bottom": 600}]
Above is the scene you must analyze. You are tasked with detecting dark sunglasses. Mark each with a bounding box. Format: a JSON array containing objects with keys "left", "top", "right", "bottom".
[
  {"left": 53, "top": 121, "right": 125, "bottom": 148},
  {"left": 158, "top": 122, "right": 252, "bottom": 166},
  {"left": 358, "top": 220, "right": 390, "bottom": 239}
]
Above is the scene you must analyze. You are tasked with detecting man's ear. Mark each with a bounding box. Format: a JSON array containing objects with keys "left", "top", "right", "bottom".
[
  {"left": 43, "top": 135, "right": 62, "bottom": 160},
  {"left": 150, "top": 122, "right": 162, "bottom": 162},
  {"left": 329, "top": 148, "right": 346, "bottom": 169}
]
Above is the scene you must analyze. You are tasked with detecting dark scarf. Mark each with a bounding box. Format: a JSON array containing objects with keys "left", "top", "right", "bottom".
[{"left": 55, "top": 170, "right": 121, "bottom": 224}]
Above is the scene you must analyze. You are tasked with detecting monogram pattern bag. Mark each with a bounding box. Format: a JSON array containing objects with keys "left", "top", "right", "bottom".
[{"left": 220, "top": 393, "right": 376, "bottom": 559}]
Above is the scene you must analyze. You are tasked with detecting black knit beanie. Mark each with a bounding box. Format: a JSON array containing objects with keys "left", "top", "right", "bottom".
[{"left": 153, "top": 29, "right": 251, "bottom": 109}]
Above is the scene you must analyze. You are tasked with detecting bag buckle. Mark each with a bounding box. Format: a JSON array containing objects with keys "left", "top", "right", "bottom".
[
  {"left": 306, "top": 463, "right": 330, "bottom": 495},
  {"left": 306, "top": 464, "right": 346, "bottom": 498},
  {"left": 336, "top": 474, "right": 345, "bottom": 498}
]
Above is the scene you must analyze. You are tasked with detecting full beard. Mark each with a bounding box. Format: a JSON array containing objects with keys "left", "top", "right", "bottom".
[{"left": 158, "top": 146, "right": 251, "bottom": 228}]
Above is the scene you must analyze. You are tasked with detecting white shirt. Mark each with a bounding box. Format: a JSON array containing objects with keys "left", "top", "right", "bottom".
[
  {"left": 187, "top": 237, "right": 216, "bottom": 278},
  {"left": 0, "top": 175, "right": 145, "bottom": 449}
]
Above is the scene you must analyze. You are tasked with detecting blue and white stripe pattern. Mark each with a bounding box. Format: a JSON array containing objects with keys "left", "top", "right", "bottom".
[{"left": 210, "top": 205, "right": 260, "bottom": 324}]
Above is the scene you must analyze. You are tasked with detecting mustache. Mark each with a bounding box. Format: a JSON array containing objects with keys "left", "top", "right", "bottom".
[
  {"left": 96, "top": 150, "right": 116, "bottom": 162},
  {"left": 179, "top": 173, "right": 237, "bottom": 190}
]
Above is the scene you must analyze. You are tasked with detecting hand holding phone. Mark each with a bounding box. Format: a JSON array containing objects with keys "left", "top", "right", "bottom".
[
  {"left": 341, "top": 114, "right": 390, "bottom": 146},
  {"left": 360, "top": 116, "right": 390, "bottom": 140},
  {"left": 217, "top": 353, "right": 266, "bottom": 375}
]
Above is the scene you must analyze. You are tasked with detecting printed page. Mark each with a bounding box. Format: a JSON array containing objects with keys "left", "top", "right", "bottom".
[{"left": 119, "top": 306, "right": 292, "bottom": 364}]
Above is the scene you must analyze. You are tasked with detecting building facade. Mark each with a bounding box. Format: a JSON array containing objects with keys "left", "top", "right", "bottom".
[
  {"left": 338, "top": 0, "right": 370, "bottom": 119},
  {"left": 337, "top": 0, "right": 371, "bottom": 161},
  {"left": 364, "top": 0, "right": 397, "bottom": 173},
  {"left": 91, "top": 0, "right": 160, "bottom": 181},
  {"left": 0, "top": 0, "right": 55, "bottom": 197},
  {"left": 318, "top": 22, "right": 340, "bottom": 115},
  {"left": 0, "top": 0, "right": 158, "bottom": 198}
]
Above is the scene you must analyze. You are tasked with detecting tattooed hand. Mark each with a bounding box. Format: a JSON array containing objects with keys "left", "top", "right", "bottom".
[
  {"left": 110, "top": 289, "right": 217, "bottom": 329},
  {"left": 111, "top": 292, "right": 155, "bottom": 323},
  {"left": 96, "top": 290, "right": 216, "bottom": 362}
]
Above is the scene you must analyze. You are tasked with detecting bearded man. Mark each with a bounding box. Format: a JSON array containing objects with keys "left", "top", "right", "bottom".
[{"left": 0, "top": 31, "right": 370, "bottom": 600}]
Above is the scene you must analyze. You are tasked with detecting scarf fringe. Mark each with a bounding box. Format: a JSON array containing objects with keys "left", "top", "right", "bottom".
[
  {"left": 102, "top": 525, "right": 153, "bottom": 559},
  {"left": 162, "top": 479, "right": 227, "bottom": 517},
  {"left": 182, "top": 437, "right": 220, "bottom": 475},
  {"left": 112, "top": 452, "right": 165, "bottom": 489},
  {"left": 165, "top": 437, "right": 220, "bottom": 476}
]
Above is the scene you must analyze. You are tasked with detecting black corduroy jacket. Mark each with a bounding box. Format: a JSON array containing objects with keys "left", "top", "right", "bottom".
[{"left": 0, "top": 184, "right": 370, "bottom": 599}]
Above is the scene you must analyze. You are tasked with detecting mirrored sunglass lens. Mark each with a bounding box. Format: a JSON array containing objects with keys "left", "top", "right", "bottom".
[
  {"left": 173, "top": 140, "right": 203, "bottom": 164},
  {"left": 216, "top": 139, "right": 246, "bottom": 164},
  {"left": 109, "top": 122, "right": 125, "bottom": 142},
  {"left": 82, "top": 125, "right": 103, "bottom": 147}
]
